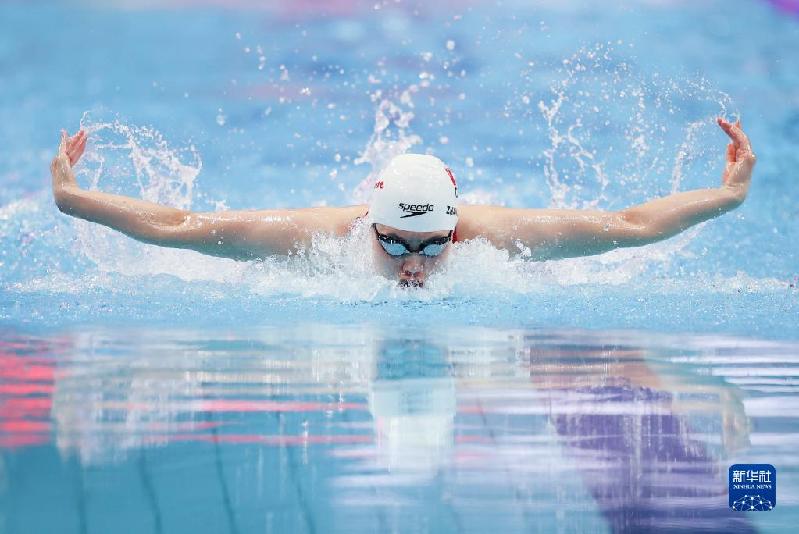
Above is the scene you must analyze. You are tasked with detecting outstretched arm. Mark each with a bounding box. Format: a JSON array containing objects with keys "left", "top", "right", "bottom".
[
  {"left": 458, "top": 118, "right": 756, "bottom": 260},
  {"left": 51, "top": 130, "right": 363, "bottom": 260}
]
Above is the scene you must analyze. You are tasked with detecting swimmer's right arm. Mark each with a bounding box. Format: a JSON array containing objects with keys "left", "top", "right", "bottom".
[{"left": 51, "top": 130, "right": 362, "bottom": 260}]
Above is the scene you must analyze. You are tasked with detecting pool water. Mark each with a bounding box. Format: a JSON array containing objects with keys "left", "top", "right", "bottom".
[
  {"left": 1, "top": 0, "right": 798, "bottom": 532},
  {"left": 3, "top": 326, "right": 798, "bottom": 533}
]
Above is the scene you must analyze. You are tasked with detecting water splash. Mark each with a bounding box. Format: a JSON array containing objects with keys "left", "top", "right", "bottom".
[
  {"left": 78, "top": 112, "right": 201, "bottom": 209},
  {"left": 534, "top": 43, "right": 734, "bottom": 210},
  {"left": 351, "top": 86, "right": 423, "bottom": 203},
  {"left": 507, "top": 44, "right": 740, "bottom": 284},
  {"left": 2, "top": 45, "right": 780, "bottom": 307},
  {"left": 68, "top": 113, "right": 245, "bottom": 281}
]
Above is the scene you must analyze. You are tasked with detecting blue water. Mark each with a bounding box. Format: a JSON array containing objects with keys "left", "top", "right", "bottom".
[{"left": 1, "top": 0, "right": 798, "bottom": 532}]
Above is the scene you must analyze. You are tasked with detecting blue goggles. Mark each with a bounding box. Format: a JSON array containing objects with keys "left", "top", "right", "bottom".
[{"left": 373, "top": 224, "right": 452, "bottom": 257}]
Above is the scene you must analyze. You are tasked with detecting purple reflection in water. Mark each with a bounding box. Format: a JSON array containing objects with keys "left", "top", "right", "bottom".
[{"left": 552, "top": 385, "right": 755, "bottom": 533}]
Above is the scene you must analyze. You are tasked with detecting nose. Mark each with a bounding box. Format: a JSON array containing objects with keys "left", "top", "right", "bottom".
[{"left": 399, "top": 255, "right": 425, "bottom": 285}]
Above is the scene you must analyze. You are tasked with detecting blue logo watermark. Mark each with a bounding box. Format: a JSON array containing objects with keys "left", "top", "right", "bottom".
[{"left": 729, "top": 464, "right": 776, "bottom": 511}]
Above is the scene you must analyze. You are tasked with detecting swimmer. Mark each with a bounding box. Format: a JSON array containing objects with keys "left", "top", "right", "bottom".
[{"left": 51, "top": 118, "right": 755, "bottom": 287}]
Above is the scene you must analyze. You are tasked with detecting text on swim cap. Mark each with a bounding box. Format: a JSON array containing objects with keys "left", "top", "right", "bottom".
[
  {"left": 396, "top": 203, "right": 457, "bottom": 218},
  {"left": 398, "top": 203, "right": 434, "bottom": 218}
]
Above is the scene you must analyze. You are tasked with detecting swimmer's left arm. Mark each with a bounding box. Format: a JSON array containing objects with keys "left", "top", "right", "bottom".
[{"left": 458, "top": 118, "right": 755, "bottom": 260}]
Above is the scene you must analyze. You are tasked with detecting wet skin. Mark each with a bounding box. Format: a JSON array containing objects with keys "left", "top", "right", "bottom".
[
  {"left": 371, "top": 223, "right": 452, "bottom": 287},
  {"left": 52, "top": 118, "right": 754, "bottom": 287}
]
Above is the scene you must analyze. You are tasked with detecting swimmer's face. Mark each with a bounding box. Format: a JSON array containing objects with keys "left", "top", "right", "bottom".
[{"left": 372, "top": 223, "right": 453, "bottom": 288}]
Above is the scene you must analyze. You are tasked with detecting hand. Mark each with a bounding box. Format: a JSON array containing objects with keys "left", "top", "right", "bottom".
[
  {"left": 50, "top": 129, "right": 86, "bottom": 191},
  {"left": 61, "top": 129, "right": 87, "bottom": 166},
  {"left": 717, "top": 117, "right": 755, "bottom": 200}
]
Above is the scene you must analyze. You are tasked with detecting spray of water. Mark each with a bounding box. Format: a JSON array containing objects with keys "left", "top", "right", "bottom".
[
  {"left": 534, "top": 43, "right": 734, "bottom": 211},
  {"left": 522, "top": 43, "right": 738, "bottom": 284},
  {"left": 351, "top": 88, "right": 423, "bottom": 203},
  {"left": 3, "top": 44, "right": 780, "bottom": 304},
  {"left": 64, "top": 113, "right": 248, "bottom": 282}
]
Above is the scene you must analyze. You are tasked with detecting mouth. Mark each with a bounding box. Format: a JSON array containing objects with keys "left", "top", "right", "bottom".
[{"left": 398, "top": 279, "right": 424, "bottom": 289}]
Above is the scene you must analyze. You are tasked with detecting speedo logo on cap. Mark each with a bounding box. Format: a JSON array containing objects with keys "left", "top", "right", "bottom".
[{"left": 398, "top": 203, "right": 434, "bottom": 218}]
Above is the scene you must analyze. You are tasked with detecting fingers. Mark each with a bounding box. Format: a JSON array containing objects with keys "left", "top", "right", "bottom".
[
  {"left": 58, "top": 130, "right": 68, "bottom": 155},
  {"left": 64, "top": 130, "right": 88, "bottom": 165},
  {"left": 717, "top": 117, "right": 755, "bottom": 175},
  {"left": 62, "top": 130, "right": 76, "bottom": 152},
  {"left": 59, "top": 128, "right": 88, "bottom": 167},
  {"left": 717, "top": 117, "right": 753, "bottom": 157},
  {"left": 69, "top": 130, "right": 86, "bottom": 152},
  {"left": 78, "top": 130, "right": 87, "bottom": 150},
  {"left": 67, "top": 129, "right": 85, "bottom": 148},
  {"left": 71, "top": 134, "right": 87, "bottom": 166},
  {"left": 717, "top": 117, "right": 737, "bottom": 140}
]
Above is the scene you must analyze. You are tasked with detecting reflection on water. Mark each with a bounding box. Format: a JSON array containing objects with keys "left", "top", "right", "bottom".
[{"left": 1, "top": 326, "right": 797, "bottom": 532}]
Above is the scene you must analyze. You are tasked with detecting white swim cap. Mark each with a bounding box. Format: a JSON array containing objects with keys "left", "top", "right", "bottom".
[{"left": 369, "top": 154, "right": 459, "bottom": 232}]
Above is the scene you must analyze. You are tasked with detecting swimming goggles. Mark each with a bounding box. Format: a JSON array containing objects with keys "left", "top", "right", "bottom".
[{"left": 373, "top": 224, "right": 452, "bottom": 257}]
